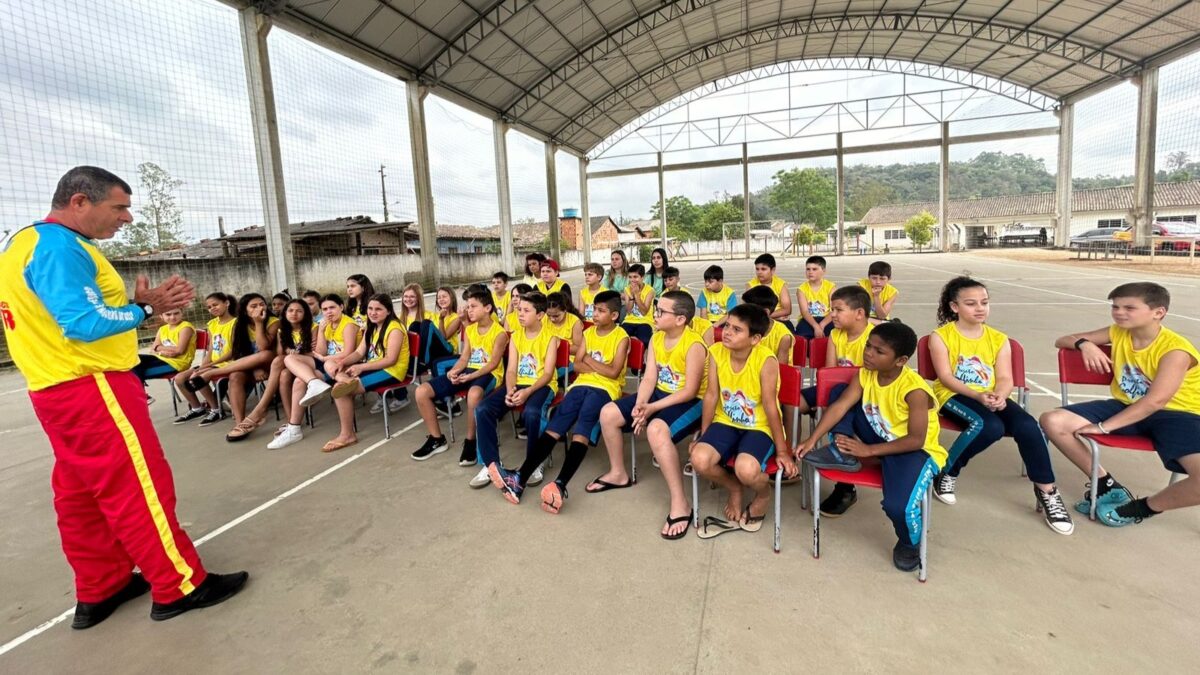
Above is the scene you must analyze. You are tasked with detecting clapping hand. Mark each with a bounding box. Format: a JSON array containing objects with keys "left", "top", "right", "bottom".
[{"left": 134, "top": 274, "right": 195, "bottom": 312}]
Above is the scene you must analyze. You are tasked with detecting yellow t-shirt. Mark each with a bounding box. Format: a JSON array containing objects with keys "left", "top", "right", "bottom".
[
  {"left": 491, "top": 290, "right": 509, "bottom": 322},
  {"left": 623, "top": 284, "right": 655, "bottom": 325},
  {"left": 247, "top": 316, "right": 279, "bottom": 354},
  {"left": 537, "top": 278, "right": 565, "bottom": 296},
  {"left": 858, "top": 367, "right": 947, "bottom": 468},
  {"left": 761, "top": 320, "right": 792, "bottom": 365},
  {"left": 154, "top": 321, "right": 197, "bottom": 372},
  {"left": 651, "top": 328, "right": 708, "bottom": 397},
  {"left": 689, "top": 316, "right": 713, "bottom": 339},
  {"left": 579, "top": 285, "right": 608, "bottom": 322},
  {"left": 831, "top": 324, "right": 873, "bottom": 367},
  {"left": 747, "top": 275, "right": 788, "bottom": 313},
  {"left": 546, "top": 313, "right": 581, "bottom": 359},
  {"left": 858, "top": 279, "right": 899, "bottom": 319},
  {"left": 504, "top": 311, "right": 522, "bottom": 334},
  {"left": 798, "top": 279, "right": 837, "bottom": 317},
  {"left": 323, "top": 314, "right": 358, "bottom": 356},
  {"left": 711, "top": 343, "right": 778, "bottom": 433},
  {"left": 206, "top": 316, "right": 237, "bottom": 365},
  {"left": 365, "top": 320, "right": 410, "bottom": 381},
  {"left": 511, "top": 325, "right": 558, "bottom": 392},
  {"left": 699, "top": 286, "right": 735, "bottom": 319},
  {"left": 930, "top": 323, "right": 1009, "bottom": 407},
  {"left": 572, "top": 325, "right": 629, "bottom": 400},
  {"left": 464, "top": 320, "right": 506, "bottom": 387},
  {"left": 1110, "top": 325, "right": 1200, "bottom": 412}
]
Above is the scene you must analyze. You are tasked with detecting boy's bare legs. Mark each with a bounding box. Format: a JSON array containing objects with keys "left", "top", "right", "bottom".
[
  {"left": 734, "top": 454, "right": 771, "bottom": 521},
  {"left": 174, "top": 370, "right": 202, "bottom": 409},
  {"left": 690, "top": 443, "right": 742, "bottom": 521},
  {"left": 647, "top": 419, "right": 690, "bottom": 536},
  {"left": 588, "top": 402, "right": 630, "bottom": 489},
  {"left": 465, "top": 387, "right": 484, "bottom": 439},
  {"left": 1040, "top": 409, "right": 1110, "bottom": 477},
  {"left": 1145, "top": 455, "right": 1200, "bottom": 512},
  {"left": 414, "top": 382, "right": 443, "bottom": 437}
]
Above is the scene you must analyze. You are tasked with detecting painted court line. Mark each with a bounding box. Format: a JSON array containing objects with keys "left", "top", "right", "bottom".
[
  {"left": 0, "top": 418, "right": 422, "bottom": 659},
  {"left": 0, "top": 388, "right": 27, "bottom": 397}
]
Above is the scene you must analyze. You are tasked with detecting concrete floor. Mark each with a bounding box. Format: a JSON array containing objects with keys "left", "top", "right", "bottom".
[{"left": 1, "top": 251, "right": 1198, "bottom": 673}]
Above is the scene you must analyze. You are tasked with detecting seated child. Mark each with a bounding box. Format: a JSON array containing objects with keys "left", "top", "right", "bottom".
[
  {"left": 399, "top": 282, "right": 456, "bottom": 379},
  {"left": 795, "top": 322, "right": 947, "bottom": 573},
  {"left": 691, "top": 304, "right": 797, "bottom": 537},
  {"left": 859, "top": 261, "right": 899, "bottom": 324},
  {"left": 491, "top": 271, "right": 510, "bottom": 323},
  {"left": 173, "top": 292, "right": 234, "bottom": 425},
  {"left": 795, "top": 255, "right": 836, "bottom": 339},
  {"left": 1040, "top": 281, "right": 1200, "bottom": 527},
  {"left": 741, "top": 286, "right": 794, "bottom": 365},
  {"left": 505, "top": 283, "right": 532, "bottom": 333},
  {"left": 537, "top": 258, "right": 572, "bottom": 299},
  {"left": 621, "top": 263, "right": 656, "bottom": 347},
  {"left": 663, "top": 266, "right": 682, "bottom": 293},
  {"left": 184, "top": 293, "right": 278, "bottom": 428},
  {"left": 578, "top": 262, "right": 607, "bottom": 322},
  {"left": 226, "top": 298, "right": 314, "bottom": 442},
  {"left": 697, "top": 265, "right": 737, "bottom": 325},
  {"left": 503, "top": 291, "right": 630, "bottom": 512},
  {"left": 747, "top": 253, "right": 793, "bottom": 332},
  {"left": 545, "top": 291, "right": 584, "bottom": 372},
  {"left": 133, "top": 308, "right": 197, "bottom": 402}
]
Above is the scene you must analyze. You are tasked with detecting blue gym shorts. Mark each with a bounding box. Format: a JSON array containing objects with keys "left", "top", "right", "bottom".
[
  {"left": 1063, "top": 398, "right": 1200, "bottom": 473},
  {"left": 546, "top": 385, "right": 612, "bottom": 445},
  {"left": 698, "top": 422, "right": 776, "bottom": 471},
  {"left": 429, "top": 370, "right": 496, "bottom": 400},
  {"left": 611, "top": 389, "right": 702, "bottom": 443}
]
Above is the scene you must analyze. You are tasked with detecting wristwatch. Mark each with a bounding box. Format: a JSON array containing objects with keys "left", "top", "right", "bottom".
[
  {"left": 1073, "top": 337, "right": 1090, "bottom": 350},
  {"left": 137, "top": 303, "right": 155, "bottom": 322}
]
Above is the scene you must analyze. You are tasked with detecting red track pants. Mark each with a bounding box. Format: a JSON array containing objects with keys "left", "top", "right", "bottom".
[{"left": 30, "top": 371, "right": 207, "bottom": 604}]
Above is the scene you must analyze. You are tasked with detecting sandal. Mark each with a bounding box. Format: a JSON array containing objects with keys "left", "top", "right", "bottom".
[
  {"left": 331, "top": 379, "right": 360, "bottom": 399},
  {"left": 739, "top": 507, "right": 766, "bottom": 533},
  {"left": 224, "top": 420, "right": 257, "bottom": 442},
  {"left": 661, "top": 510, "right": 693, "bottom": 540},
  {"left": 696, "top": 516, "right": 740, "bottom": 539},
  {"left": 321, "top": 438, "right": 358, "bottom": 453},
  {"left": 584, "top": 476, "right": 634, "bottom": 493}
]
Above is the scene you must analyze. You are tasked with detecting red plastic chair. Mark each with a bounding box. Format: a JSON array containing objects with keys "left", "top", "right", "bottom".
[
  {"left": 145, "top": 329, "right": 205, "bottom": 416},
  {"left": 808, "top": 336, "right": 830, "bottom": 370},
  {"left": 712, "top": 324, "right": 723, "bottom": 343},
  {"left": 790, "top": 336, "right": 808, "bottom": 369},
  {"left": 365, "top": 332, "right": 420, "bottom": 438},
  {"left": 690, "top": 364, "right": 802, "bottom": 552},
  {"left": 807, "top": 366, "right": 932, "bottom": 582},
  {"left": 1057, "top": 346, "right": 1176, "bottom": 519}
]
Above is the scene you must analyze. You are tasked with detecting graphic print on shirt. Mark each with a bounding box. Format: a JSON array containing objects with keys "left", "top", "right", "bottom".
[
  {"left": 657, "top": 363, "right": 682, "bottom": 391},
  {"left": 808, "top": 300, "right": 827, "bottom": 316},
  {"left": 720, "top": 388, "right": 757, "bottom": 427},
  {"left": 864, "top": 402, "right": 895, "bottom": 441},
  {"left": 212, "top": 333, "right": 228, "bottom": 357},
  {"left": 517, "top": 352, "right": 538, "bottom": 379},
  {"left": 1119, "top": 363, "right": 1151, "bottom": 400},
  {"left": 468, "top": 347, "right": 487, "bottom": 367},
  {"left": 589, "top": 349, "right": 606, "bottom": 364},
  {"left": 953, "top": 355, "right": 993, "bottom": 388},
  {"left": 837, "top": 356, "right": 855, "bottom": 367}
]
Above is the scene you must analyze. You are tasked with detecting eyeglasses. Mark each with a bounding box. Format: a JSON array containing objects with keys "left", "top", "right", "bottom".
[{"left": 653, "top": 307, "right": 683, "bottom": 317}]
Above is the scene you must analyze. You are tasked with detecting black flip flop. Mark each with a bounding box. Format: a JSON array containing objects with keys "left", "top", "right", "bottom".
[
  {"left": 585, "top": 476, "right": 634, "bottom": 493},
  {"left": 696, "top": 515, "right": 740, "bottom": 539},
  {"left": 661, "top": 510, "right": 693, "bottom": 540},
  {"left": 739, "top": 507, "right": 766, "bottom": 533}
]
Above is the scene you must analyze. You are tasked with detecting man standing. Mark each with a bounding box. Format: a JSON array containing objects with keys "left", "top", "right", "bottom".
[{"left": 0, "top": 166, "right": 247, "bottom": 629}]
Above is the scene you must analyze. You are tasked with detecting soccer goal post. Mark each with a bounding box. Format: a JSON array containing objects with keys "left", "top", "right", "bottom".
[{"left": 718, "top": 220, "right": 785, "bottom": 260}]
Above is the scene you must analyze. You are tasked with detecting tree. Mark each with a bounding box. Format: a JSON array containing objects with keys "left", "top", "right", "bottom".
[
  {"left": 1167, "top": 150, "right": 1191, "bottom": 171},
  {"left": 104, "top": 162, "right": 186, "bottom": 256},
  {"left": 792, "top": 224, "right": 826, "bottom": 255},
  {"left": 904, "top": 210, "right": 937, "bottom": 252},
  {"left": 846, "top": 180, "right": 897, "bottom": 220},
  {"left": 649, "top": 195, "right": 701, "bottom": 239},
  {"left": 697, "top": 200, "right": 744, "bottom": 240},
  {"left": 767, "top": 168, "right": 837, "bottom": 228}
]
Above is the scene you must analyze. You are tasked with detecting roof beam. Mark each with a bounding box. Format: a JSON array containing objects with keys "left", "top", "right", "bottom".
[
  {"left": 418, "top": 0, "right": 528, "bottom": 83},
  {"left": 994, "top": 0, "right": 1125, "bottom": 84}
]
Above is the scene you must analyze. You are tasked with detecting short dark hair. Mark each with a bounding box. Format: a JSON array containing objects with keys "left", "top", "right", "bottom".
[
  {"left": 728, "top": 304, "right": 771, "bottom": 338},
  {"left": 521, "top": 291, "right": 548, "bottom": 314},
  {"left": 1109, "top": 282, "right": 1170, "bottom": 310},
  {"left": 869, "top": 321, "right": 917, "bottom": 359},
  {"left": 754, "top": 253, "right": 777, "bottom": 268},
  {"left": 661, "top": 290, "right": 695, "bottom": 321},
  {"left": 867, "top": 261, "right": 893, "bottom": 278},
  {"left": 320, "top": 293, "right": 344, "bottom": 307},
  {"left": 663, "top": 266, "right": 680, "bottom": 279},
  {"left": 593, "top": 290, "right": 622, "bottom": 313},
  {"left": 628, "top": 263, "right": 646, "bottom": 276},
  {"left": 511, "top": 283, "right": 533, "bottom": 296},
  {"left": 464, "top": 283, "right": 488, "bottom": 299},
  {"left": 466, "top": 289, "right": 495, "bottom": 313},
  {"left": 741, "top": 285, "right": 777, "bottom": 311},
  {"left": 492, "top": 271, "right": 510, "bottom": 282},
  {"left": 806, "top": 255, "right": 827, "bottom": 268},
  {"left": 52, "top": 166, "right": 131, "bottom": 209},
  {"left": 703, "top": 265, "right": 724, "bottom": 281},
  {"left": 302, "top": 289, "right": 321, "bottom": 301},
  {"left": 583, "top": 262, "right": 604, "bottom": 276},
  {"left": 831, "top": 285, "right": 870, "bottom": 312}
]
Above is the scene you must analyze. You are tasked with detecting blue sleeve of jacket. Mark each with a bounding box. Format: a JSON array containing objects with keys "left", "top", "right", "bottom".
[{"left": 24, "top": 227, "right": 145, "bottom": 341}]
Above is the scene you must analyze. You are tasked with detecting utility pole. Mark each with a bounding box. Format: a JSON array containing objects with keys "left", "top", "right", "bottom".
[{"left": 379, "top": 164, "right": 389, "bottom": 222}]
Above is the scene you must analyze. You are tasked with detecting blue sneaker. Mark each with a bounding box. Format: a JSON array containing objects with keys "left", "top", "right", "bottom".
[
  {"left": 1097, "top": 501, "right": 1143, "bottom": 527},
  {"left": 1073, "top": 481, "right": 1133, "bottom": 515},
  {"left": 487, "top": 463, "right": 523, "bottom": 505}
]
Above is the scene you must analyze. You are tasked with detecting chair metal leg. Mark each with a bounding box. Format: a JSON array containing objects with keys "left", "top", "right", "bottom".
[
  {"left": 773, "top": 471, "right": 782, "bottom": 553},
  {"left": 800, "top": 463, "right": 811, "bottom": 511},
  {"left": 919, "top": 487, "right": 930, "bottom": 583},
  {"left": 691, "top": 472, "right": 700, "bottom": 529},
  {"left": 445, "top": 396, "right": 456, "bottom": 442},
  {"left": 812, "top": 472, "right": 821, "bottom": 559},
  {"left": 169, "top": 382, "right": 180, "bottom": 417},
  {"left": 382, "top": 390, "right": 391, "bottom": 439},
  {"left": 1088, "top": 439, "right": 1101, "bottom": 521},
  {"left": 629, "top": 432, "right": 638, "bottom": 484}
]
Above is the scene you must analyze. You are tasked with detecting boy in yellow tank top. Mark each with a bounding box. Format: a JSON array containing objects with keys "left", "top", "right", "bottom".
[
  {"left": 578, "top": 262, "right": 607, "bottom": 322},
  {"left": 537, "top": 259, "right": 571, "bottom": 299},
  {"left": 691, "top": 305, "right": 796, "bottom": 537},
  {"left": 859, "top": 260, "right": 899, "bottom": 324},
  {"left": 513, "top": 291, "right": 630, "bottom": 514},
  {"left": 479, "top": 292, "right": 561, "bottom": 504},
  {"left": 621, "top": 263, "right": 656, "bottom": 347},
  {"left": 1041, "top": 281, "right": 1200, "bottom": 527},
  {"left": 132, "top": 308, "right": 196, "bottom": 405},
  {"left": 747, "top": 253, "right": 794, "bottom": 331},
  {"left": 491, "top": 271, "right": 510, "bottom": 323},
  {"left": 741, "top": 286, "right": 794, "bottom": 365},
  {"left": 697, "top": 265, "right": 737, "bottom": 324},
  {"left": 593, "top": 291, "right": 709, "bottom": 539},
  {"left": 796, "top": 256, "right": 836, "bottom": 339},
  {"left": 796, "top": 322, "right": 946, "bottom": 573}
]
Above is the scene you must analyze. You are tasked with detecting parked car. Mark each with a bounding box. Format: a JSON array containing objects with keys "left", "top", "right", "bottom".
[
  {"left": 1069, "top": 228, "right": 1124, "bottom": 249},
  {"left": 1111, "top": 222, "right": 1200, "bottom": 251}
]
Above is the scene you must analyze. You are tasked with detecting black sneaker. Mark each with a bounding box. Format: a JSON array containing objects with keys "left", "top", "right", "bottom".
[
  {"left": 458, "top": 439, "right": 477, "bottom": 466},
  {"left": 933, "top": 473, "right": 958, "bottom": 505},
  {"left": 819, "top": 483, "right": 858, "bottom": 517},
  {"left": 72, "top": 573, "right": 150, "bottom": 629},
  {"left": 150, "top": 571, "right": 249, "bottom": 621},
  {"left": 436, "top": 400, "right": 463, "bottom": 418},
  {"left": 1035, "top": 486, "right": 1075, "bottom": 535},
  {"left": 515, "top": 421, "right": 528, "bottom": 440},
  {"left": 197, "top": 409, "right": 226, "bottom": 427},
  {"left": 411, "top": 435, "right": 449, "bottom": 461},
  {"left": 892, "top": 540, "right": 920, "bottom": 572},
  {"left": 173, "top": 407, "right": 208, "bottom": 425}
]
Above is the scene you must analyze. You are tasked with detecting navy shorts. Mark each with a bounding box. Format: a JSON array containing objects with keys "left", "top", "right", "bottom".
[
  {"left": 546, "top": 385, "right": 612, "bottom": 445},
  {"left": 611, "top": 389, "right": 702, "bottom": 444},
  {"left": 1063, "top": 398, "right": 1200, "bottom": 473},
  {"left": 697, "top": 422, "right": 776, "bottom": 470},
  {"left": 428, "top": 371, "right": 496, "bottom": 400}
]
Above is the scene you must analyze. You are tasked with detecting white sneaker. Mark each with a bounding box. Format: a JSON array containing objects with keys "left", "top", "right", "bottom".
[
  {"left": 469, "top": 465, "right": 491, "bottom": 489},
  {"left": 370, "top": 398, "right": 386, "bottom": 414},
  {"left": 526, "top": 465, "right": 545, "bottom": 487},
  {"left": 299, "top": 380, "right": 332, "bottom": 407},
  {"left": 388, "top": 397, "right": 410, "bottom": 412},
  {"left": 267, "top": 424, "right": 303, "bottom": 450}
]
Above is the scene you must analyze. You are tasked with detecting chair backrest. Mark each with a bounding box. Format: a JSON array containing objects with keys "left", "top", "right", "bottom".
[
  {"left": 712, "top": 324, "right": 723, "bottom": 343},
  {"left": 809, "top": 336, "right": 830, "bottom": 369},
  {"left": 777, "top": 364, "right": 803, "bottom": 406},
  {"left": 1058, "top": 345, "right": 1113, "bottom": 387},
  {"left": 555, "top": 339, "right": 571, "bottom": 368},
  {"left": 791, "top": 336, "right": 808, "bottom": 369},
  {"left": 915, "top": 334, "right": 935, "bottom": 380},
  {"left": 627, "top": 336, "right": 645, "bottom": 371},
  {"left": 582, "top": 320, "right": 594, "bottom": 330},
  {"left": 195, "top": 329, "right": 210, "bottom": 351},
  {"left": 816, "top": 366, "right": 859, "bottom": 407},
  {"left": 406, "top": 331, "right": 421, "bottom": 378}
]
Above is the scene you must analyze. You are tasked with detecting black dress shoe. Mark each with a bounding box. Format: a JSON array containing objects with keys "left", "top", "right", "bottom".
[
  {"left": 818, "top": 483, "right": 858, "bottom": 517},
  {"left": 892, "top": 540, "right": 921, "bottom": 572},
  {"left": 150, "top": 571, "right": 249, "bottom": 621},
  {"left": 72, "top": 573, "right": 150, "bottom": 630}
]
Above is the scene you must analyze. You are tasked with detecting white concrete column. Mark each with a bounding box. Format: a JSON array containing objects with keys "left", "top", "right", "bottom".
[
  {"left": 836, "top": 132, "right": 846, "bottom": 256},
  {"left": 742, "top": 143, "right": 751, "bottom": 258},
  {"left": 406, "top": 83, "right": 438, "bottom": 286},
  {"left": 1055, "top": 102, "right": 1074, "bottom": 247},
  {"left": 238, "top": 8, "right": 296, "bottom": 293},
  {"left": 579, "top": 155, "right": 591, "bottom": 265},
  {"left": 657, "top": 151, "right": 667, "bottom": 253},
  {"left": 1133, "top": 68, "right": 1159, "bottom": 247},
  {"left": 545, "top": 141, "right": 560, "bottom": 260},
  {"left": 939, "top": 121, "right": 951, "bottom": 251},
  {"left": 493, "top": 119, "right": 515, "bottom": 274}
]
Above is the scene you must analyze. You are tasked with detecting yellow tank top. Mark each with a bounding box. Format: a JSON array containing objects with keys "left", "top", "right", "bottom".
[
  {"left": 623, "top": 284, "right": 655, "bottom": 325},
  {"left": 286, "top": 326, "right": 309, "bottom": 354},
  {"left": 465, "top": 319, "right": 506, "bottom": 386},
  {"left": 1109, "top": 325, "right": 1200, "bottom": 412},
  {"left": 711, "top": 343, "right": 778, "bottom": 432},
  {"left": 747, "top": 275, "right": 787, "bottom": 313},
  {"left": 858, "top": 367, "right": 947, "bottom": 468},
  {"left": 689, "top": 316, "right": 713, "bottom": 339},
  {"left": 247, "top": 316, "right": 279, "bottom": 354},
  {"left": 651, "top": 328, "right": 708, "bottom": 397},
  {"left": 491, "top": 290, "right": 508, "bottom": 322},
  {"left": 365, "top": 320, "right": 410, "bottom": 381},
  {"left": 930, "top": 323, "right": 1009, "bottom": 407},
  {"left": 546, "top": 313, "right": 581, "bottom": 355},
  {"left": 504, "top": 311, "right": 522, "bottom": 334},
  {"left": 699, "top": 286, "right": 735, "bottom": 318},
  {"left": 349, "top": 307, "right": 367, "bottom": 329},
  {"left": 761, "top": 320, "right": 792, "bottom": 365},
  {"left": 858, "top": 279, "right": 898, "bottom": 318},
  {"left": 579, "top": 285, "right": 607, "bottom": 321},
  {"left": 572, "top": 325, "right": 628, "bottom": 400},
  {"left": 537, "top": 278, "right": 565, "bottom": 296},
  {"left": 798, "top": 279, "right": 836, "bottom": 317},
  {"left": 323, "top": 314, "right": 357, "bottom": 356},
  {"left": 437, "top": 313, "right": 460, "bottom": 352},
  {"left": 511, "top": 325, "right": 558, "bottom": 391},
  {"left": 155, "top": 321, "right": 197, "bottom": 371},
  {"left": 206, "top": 316, "right": 237, "bottom": 365},
  {"left": 831, "top": 324, "right": 873, "bottom": 367}
]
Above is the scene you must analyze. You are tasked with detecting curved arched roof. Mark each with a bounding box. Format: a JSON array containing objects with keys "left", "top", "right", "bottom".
[{"left": 236, "top": 0, "right": 1200, "bottom": 155}]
